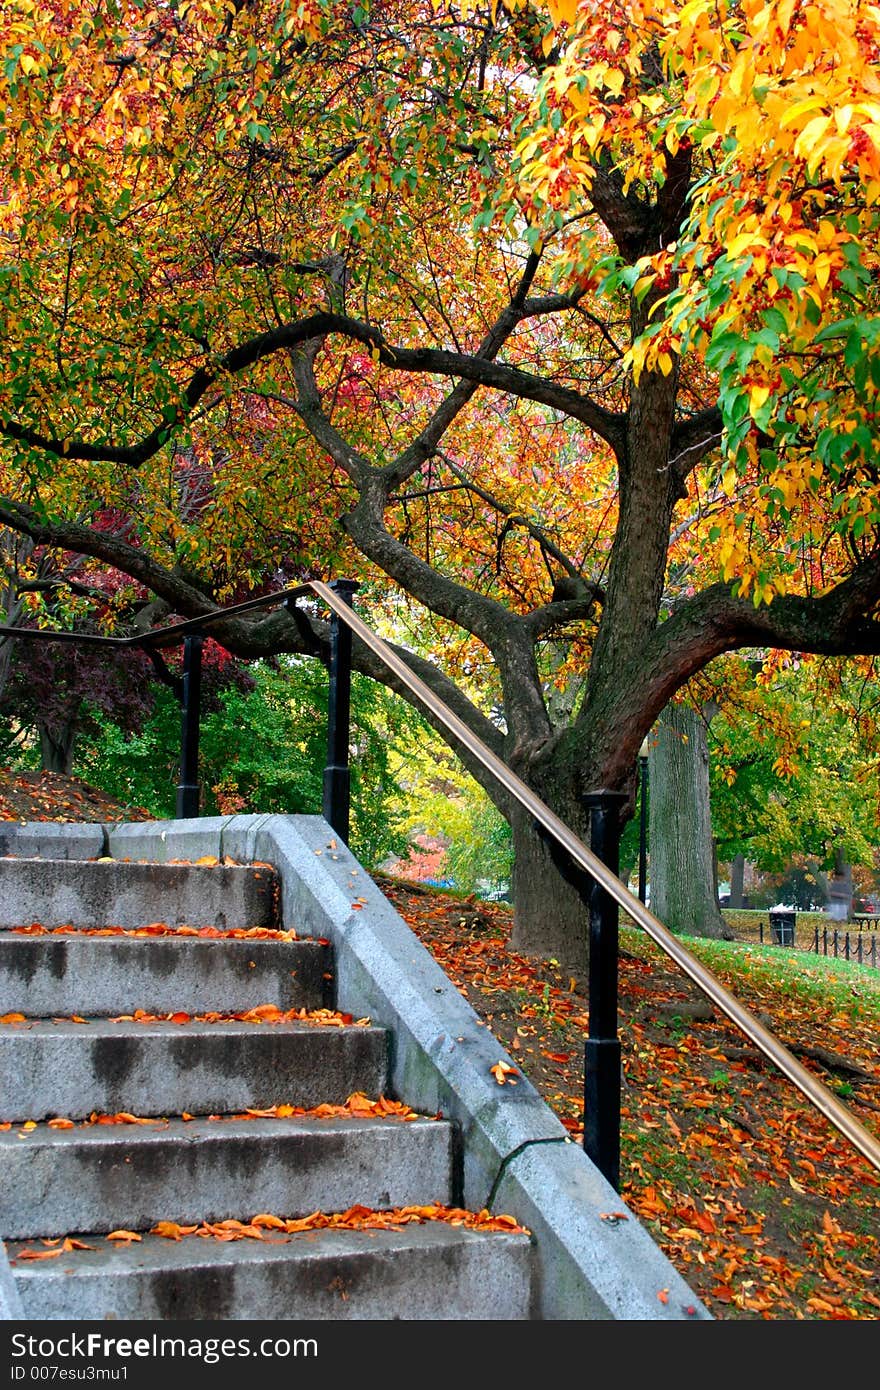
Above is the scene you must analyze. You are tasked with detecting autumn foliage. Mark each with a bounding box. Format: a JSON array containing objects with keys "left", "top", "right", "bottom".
[{"left": 2, "top": 1, "right": 880, "bottom": 970}]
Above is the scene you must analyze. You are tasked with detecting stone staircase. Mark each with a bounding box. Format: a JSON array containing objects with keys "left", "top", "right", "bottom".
[{"left": 0, "top": 814, "right": 711, "bottom": 1322}]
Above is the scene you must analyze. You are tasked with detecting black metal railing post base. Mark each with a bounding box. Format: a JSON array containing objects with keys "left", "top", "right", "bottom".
[{"left": 581, "top": 788, "right": 627, "bottom": 1192}]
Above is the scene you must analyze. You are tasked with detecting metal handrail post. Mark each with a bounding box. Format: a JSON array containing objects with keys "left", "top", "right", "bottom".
[
  {"left": 583, "top": 790, "right": 627, "bottom": 1191},
  {"left": 322, "top": 579, "right": 359, "bottom": 843},
  {"left": 309, "top": 578, "right": 880, "bottom": 1178},
  {"left": 176, "top": 634, "right": 203, "bottom": 818}
]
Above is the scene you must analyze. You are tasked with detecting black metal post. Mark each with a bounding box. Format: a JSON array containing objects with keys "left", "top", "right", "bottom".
[
  {"left": 638, "top": 746, "right": 649, "bottom": 904},
  {"left": 323, "top": 579, "right": 359, "bottom": 843},
  {"left": 581, "top": 789, "right": 627, "bottom": 1192},
  {"left": 176, "top": 634, "right": 203, "bottom": 818}
]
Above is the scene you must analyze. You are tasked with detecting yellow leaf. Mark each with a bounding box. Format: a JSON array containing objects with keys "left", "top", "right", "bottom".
[{"left": 546, "top": 0, "right": 579, "bottom": 25}]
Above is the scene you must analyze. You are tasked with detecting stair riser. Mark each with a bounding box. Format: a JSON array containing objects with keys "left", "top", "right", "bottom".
[
  {"left": 0, "top": 861, "right": 278, "bottom": 931},
  {"left": 0, "top": 1118, "right": 453, "bottom": 1239},
  {"left": 0, "top": 1024, "right": 388, "bottom": 1121},
  {"left": 10, "top": 1227, "right": 534, "bottom": 1320},
  {"left": 0, "top": 936, "right": 331, "bottom": 1015}
]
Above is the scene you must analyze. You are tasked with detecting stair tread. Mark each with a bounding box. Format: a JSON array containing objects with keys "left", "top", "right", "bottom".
[
  {"left": 8, "top": 1221, "right": 530, "bottom": 1267},
  {"left": 0, "top": 928, "right": 305, "bottom": 939},
  {"left": 0, "top": 1113, "right": 457, "bottom": 1241},
  {"left": 0, "top": 1112, "right": 446, "bottom": 1142},
  {"left": 8, "top": 1223, "right": 534, "bottom": 1320},
  {"left": 0, "top": 1016, "right": 373, "bottom": 1032}
]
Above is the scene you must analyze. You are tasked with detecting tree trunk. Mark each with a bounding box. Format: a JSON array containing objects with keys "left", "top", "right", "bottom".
[
  {"left": 39, "top": 722, "right": 77, "bottom": 775},
  {"left": 648, "top": 702, "right": 733, "bottom": 938},
  {"left": 729, "top": 852, "right": 745, "bottom": 908},
  {"left": 508, "top": 800, "right": 593, "bottom": 975}
]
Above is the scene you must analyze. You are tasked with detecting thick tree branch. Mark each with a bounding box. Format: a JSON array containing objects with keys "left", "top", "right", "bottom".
[
  {"left": 669, "top": 405, "right": 724, "bottom": 483},
  {"left": 585, "top": 557, "right": 880, "bottom": 786},
  {"left": 587, "top": 164, "right": 657, "bottom": 260},
  {"left": 0, "top": 500, "right": 219, "bottom": 618},
  {"left": 1, "top": 312, "right": 625, "bottom": 468},
  {"left": 525, "top": 593, "right": 603, "bottom": 638}
]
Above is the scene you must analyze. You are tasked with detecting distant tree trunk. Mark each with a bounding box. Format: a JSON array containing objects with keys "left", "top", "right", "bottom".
[
  {"left": 648, "top": 702, "right": 734, "bottom": 939},
  {"left": 39, "top": 721, "right": 77, "bottom": 775},
  {"left": 827, "top": 843, "right": 854, "bottom": 921},
  {"left": 729, "top": 852, "right": 745, "bottom": 908}
]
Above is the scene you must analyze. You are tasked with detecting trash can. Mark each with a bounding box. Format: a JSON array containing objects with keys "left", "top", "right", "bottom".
[{"left": 769, "top": 908, "right": 796, "bottom": 946}]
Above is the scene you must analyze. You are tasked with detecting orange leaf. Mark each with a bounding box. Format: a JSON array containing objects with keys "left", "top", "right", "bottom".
[
  {"left": 107, "top": 1230, "right": 142, "bottom": 1242},
  {"left": 152, "top": 1222, "right": 198, "bottom": 1240},
  {"left": 169, "top": 1012, "right": 191, "bottom": 1025},
  {"left": 242, "top": 1004, "right": 283, "bottom": 1021},
  {"left": 657, "top": 1288, "right": 669, "bottom": 1304},
  {"left": 15, "top": 1247, "right": 63, "bottom": 1261},
  {"left": 489, "top": 1061, "right": 518, "bottom": 1085}
]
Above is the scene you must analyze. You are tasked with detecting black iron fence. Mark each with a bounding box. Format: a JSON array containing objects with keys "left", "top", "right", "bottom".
[
  {"left": 3, "top": 579, "right": 880, "bottom": 1190},
  {"left": 750, "top": 916, "right": 880, "bottom": 971},
  {"left": 811, "top": 925, "right": 879, "bottom": 969}
]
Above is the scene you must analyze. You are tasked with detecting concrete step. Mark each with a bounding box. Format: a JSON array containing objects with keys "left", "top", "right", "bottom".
[
  {"left": 0, "top": 858, "right": 279, "bottom": 931},
  {"left": 8, "top": 1222, "right": 534, "bottom": 1320},
  {"left": 0, "top": 833, "right": 540, "bottom": 1322},
  {"left": 0, "top": 932, "right": 331, "bottom": 1016},
  {"left": 0, "top": 1115, "right": 455, "bottom": 1240},
  {"left": 0, "top": 1018, "right": 388, "bottom": 1121}
]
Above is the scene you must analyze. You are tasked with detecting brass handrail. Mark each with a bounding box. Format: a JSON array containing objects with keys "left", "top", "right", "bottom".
[
  {"left": 3, "top": 576, "right": 879, "bottom": 1174},
  {"left": 310, "top": 579, "right": 880, "bottom": 1179}
]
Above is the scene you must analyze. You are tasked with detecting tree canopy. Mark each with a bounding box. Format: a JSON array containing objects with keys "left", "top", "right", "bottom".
[{"left": 1, "top": 0, "right": 880, "bottom": 968}]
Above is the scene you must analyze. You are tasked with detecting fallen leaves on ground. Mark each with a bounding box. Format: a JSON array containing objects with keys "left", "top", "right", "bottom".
[
  {"left": 0, "top": 770, "right": 151, "bottom": 826},
  {"left": 376, "top": 873, "right": 880, "bottom": 1322}
]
